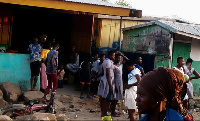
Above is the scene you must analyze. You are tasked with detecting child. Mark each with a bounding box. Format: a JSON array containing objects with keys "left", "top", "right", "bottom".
[
  {"left": 134, "top": 55, "right": 145, "bottom": 76},
  {"left": 79, "top": 55, "right": 92, "bottom": 99},
  {"left": 57, "top": 64, "right": 65, "bottom": 88},
  {"left": 124, "top": 60, "right": 141, "bottom": 121},
  {"left": 91, "top": 52, "right": 100, "bottom": 80}
]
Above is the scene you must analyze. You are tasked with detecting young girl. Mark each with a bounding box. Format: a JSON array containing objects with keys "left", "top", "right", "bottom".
[{"left": 125, "top": 60, "right": 141, "bottom": 121}]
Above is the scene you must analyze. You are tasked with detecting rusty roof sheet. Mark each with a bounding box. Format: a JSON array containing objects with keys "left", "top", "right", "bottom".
[
  {"left": 123, "top": 20, "right": 200, "bottom": 36},
  {"left": 63, "top": 0, "right": 132, "bottom": 9}
]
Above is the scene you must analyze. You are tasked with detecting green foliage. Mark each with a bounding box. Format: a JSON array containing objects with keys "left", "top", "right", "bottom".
[
  {"left": 101, "top": 0, "right": 109, "bottom": 2},
  {"left": 115, "top": 0, "right": 131, "bottom": 7}
]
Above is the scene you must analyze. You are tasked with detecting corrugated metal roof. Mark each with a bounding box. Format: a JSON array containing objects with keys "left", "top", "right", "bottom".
[
  {"left": 123, "top": 20, "right": 200, "bottom": 37},
  {"left": 63, "top": 0, "right": 132, "bottom": 9}
]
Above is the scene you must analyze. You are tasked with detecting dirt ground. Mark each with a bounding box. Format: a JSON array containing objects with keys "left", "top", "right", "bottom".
[
  {"left": 52, "top": 85, "right": 131, "bottom": 121},
  {"left": 50, "top": 85, "right": 200, "bottom": 121}
]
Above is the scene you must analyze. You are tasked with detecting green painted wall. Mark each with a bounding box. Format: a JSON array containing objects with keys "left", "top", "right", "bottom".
[
  {"left": 0, "top": 53, "right": 39, "bottom": 91},
  {"left": 122, "top": 25, "right": 170, "bottom": 55},
  {"left": 158, "top": 42, "right": 200, "bottom": 95},
  {"left": 155, "top": 56, "right": 169, "bottom": 68}
]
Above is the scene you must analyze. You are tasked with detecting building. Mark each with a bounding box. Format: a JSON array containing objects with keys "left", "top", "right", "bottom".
[
  {"left": 0, "top": 0, "right": 141, "bottom": 90},
  {"left": 93, "top": 14, "right": 189, "bottom": 55},
  {"left": 122, "top": 20, "right": 200, "bottom": 95}
]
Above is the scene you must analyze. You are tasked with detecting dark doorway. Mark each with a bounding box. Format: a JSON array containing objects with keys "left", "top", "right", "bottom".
[{"left": 11, "top": 7, "right": 73, "bottom": 63}]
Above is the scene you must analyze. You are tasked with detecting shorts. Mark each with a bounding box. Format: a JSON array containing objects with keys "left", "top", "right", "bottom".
[
  {"left": 125, "top": 88, "right": 137, "bottom": 109},
  {"left": 30, "top": 61, "right": 41, "bottom": 76}
]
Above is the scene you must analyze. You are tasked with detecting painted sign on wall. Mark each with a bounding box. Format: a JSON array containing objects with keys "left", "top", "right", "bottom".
[{"left": 122, "top": 25, "right": 171, "bottom": 55}]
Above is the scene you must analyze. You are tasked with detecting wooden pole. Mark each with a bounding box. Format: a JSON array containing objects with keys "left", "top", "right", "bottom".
[
  {"left": 168, "top": 33, "right": 174, "bottom": 68},
  {"left": 119, "top": 16, "right": 122, "bottom": 51}
]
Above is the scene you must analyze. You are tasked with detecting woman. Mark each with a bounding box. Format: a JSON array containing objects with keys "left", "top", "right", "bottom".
[
  {"left": 97, "top": 51, "right": 115, "bottom": 119},
  {"left": 136, "top": 67, "right": 192, "bottom": 121}
]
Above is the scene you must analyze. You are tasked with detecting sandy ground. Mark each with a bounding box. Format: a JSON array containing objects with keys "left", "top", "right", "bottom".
[
  {"left": 51, "top": 85, "right": 200, "bottom": 121},
  {"left": 53, "top": 85, "right": 131, "bottom": 121}
]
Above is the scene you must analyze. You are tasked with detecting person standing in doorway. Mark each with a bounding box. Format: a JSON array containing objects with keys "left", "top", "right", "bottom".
[
  {"left": 28, "top": 37, "right": 41, "bottom": 91},
  {"left": 43, "top": 42, "right": 60, "bottom": 100}
]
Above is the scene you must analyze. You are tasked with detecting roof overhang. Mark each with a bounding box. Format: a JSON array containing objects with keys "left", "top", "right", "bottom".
[
  {"left": 177, "top": 31, "right": 200, "bottom": 40},
  {"left": 0, "top": 0, "right": 141, "bottom": 17}
]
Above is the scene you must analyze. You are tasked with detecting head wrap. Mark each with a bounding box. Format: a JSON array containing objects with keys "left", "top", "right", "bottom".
[{"left": 139, "top": 67, "right": 185, "bottom": 113}]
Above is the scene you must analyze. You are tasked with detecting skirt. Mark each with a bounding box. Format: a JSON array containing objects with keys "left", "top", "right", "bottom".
[
  {"left": 125, "top": 88, "right": 137, "bottom": 109},
  {"left": 40, "top": 63, "right": 48, "bottom": 89},
  {"left": 187, "top": 81, "right": 193, "bottom": 99}
]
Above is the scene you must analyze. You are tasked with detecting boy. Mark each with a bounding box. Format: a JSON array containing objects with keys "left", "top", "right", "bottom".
[
  {"left": 28, "top": 37, "right": 41, "bottom": 91},
  {"left": 58, "top": 64, "right": 65, "bottom": 88},
  {"left": 43, "top": 42, "right": 59, "bottom": 100},
  {"left": 125, "top": 60, "right": 141, "bottom": 121},
  {"left": 91, "top": 52, "right": 100, "bottom": 81},
  {"left": 134, "top": 55, "right": 145, "bottom": 76},
  {"left": 79, "top": 55, "right": 92, "bottom": 99}
]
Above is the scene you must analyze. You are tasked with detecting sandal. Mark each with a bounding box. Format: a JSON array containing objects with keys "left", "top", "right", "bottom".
[
  {"left": 87, "top": 95, "right": 93, "bottom": 99},
  {"left": 80, "top": 95, "right": 84, "bottom": 99}
]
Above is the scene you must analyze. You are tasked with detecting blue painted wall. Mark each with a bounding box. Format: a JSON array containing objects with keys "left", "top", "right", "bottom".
[{"left": 0, "top": 53, "right": 39, "bottom": 91}]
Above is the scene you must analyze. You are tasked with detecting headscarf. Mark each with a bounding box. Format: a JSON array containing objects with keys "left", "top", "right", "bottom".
[{"left": 139, "top": 67, "right": 185, "bottom": 114}]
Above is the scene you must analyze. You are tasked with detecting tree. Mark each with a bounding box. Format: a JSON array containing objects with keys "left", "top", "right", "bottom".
[{"left": 115, "top": 0, "right": 131, "bottom": 7}]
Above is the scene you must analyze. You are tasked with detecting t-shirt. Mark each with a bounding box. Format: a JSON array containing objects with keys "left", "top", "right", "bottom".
[
  {"left": 80, "top": 61, "right": 91, "bottom": 81},
  {"left": 134, "top": 64, "right": 142, "bottom": 70},
  {"left": 92, "top": 59, "right": 100, "bottom": 73},
  {"left": 28, "top": 43, "right": 41, "bottom": 62},
  {"left": 128, "top": 68, "right": 141, "bottom": 91},
  {"left": 183, "top": 65, "right": 195, "bottom": 77},
  {"left": 46, "top": 49, "right": 58, "bottom": 74},
  {"left": 173, "top": 66, "right": 184, "bottom": 74}
]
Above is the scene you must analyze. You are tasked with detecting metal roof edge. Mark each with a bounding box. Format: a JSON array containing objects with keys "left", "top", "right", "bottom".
[{"left": 122, "top": 21, "right": 156, "bottom": 31}]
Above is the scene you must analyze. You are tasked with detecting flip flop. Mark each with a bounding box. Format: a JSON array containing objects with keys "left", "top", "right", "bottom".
[
  {"left": 80, "top": 95, "right": 84, "bottom": 99},
  {"left": 87, "top": 96, "right": 93, "bottom": 99}
]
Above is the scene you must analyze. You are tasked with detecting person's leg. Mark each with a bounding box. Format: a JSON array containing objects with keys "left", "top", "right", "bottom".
[
  {"left": 31, "top": 76, "right": 34, "bottom": 90},
  {"left": 52, "top": 74, "right": 58, "bottom": 92},
  {"left": 44, "top": 74, "right": 52, "bottom": 100},
  {"left": 111, "top": 100, "right": 119, "bottom": 116},
  {"left": 128, "top": 109, "right": 136, "bottom": 121},
  {"left": 101, "top": 98, "right": 109, "bottom": 117},
  {"left": 86, "top": 83, "right": 92, "bottom": 98},
  {"left": 80, "top": 82, "right": 84, "bottom": 99},
  {"left": 33, "top": 76, "right": 38, "bottom": 90}
]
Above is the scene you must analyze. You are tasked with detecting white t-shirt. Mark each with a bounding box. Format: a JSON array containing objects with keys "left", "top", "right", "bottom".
[
  {"left": 173, "top": 66, "right": 184, "bottom": 74},
  {"left": 92, "top": 59, "right": 100, "bottom": 73},
  {"left": 128, "top": 68, "right": 141, "bottom": 91}
]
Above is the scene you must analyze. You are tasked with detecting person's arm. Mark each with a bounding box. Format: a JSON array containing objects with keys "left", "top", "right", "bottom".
[
  {"left": 73, "top": 53, "right": 78, "bottom": 63},
  {"left": 140, "top": 68, "right": 145, "bottom": 76},
  {"left": 106, "top": 68, "right": 113, "bottom": 92},
  {"left": 126, "top": 74, "right": 141, "bottom": 89},
  {"left": 190, "top": 70, "right": 200, "bottom": 80},
  {"left": 51, "top": 57, "right": 55, "bottom": 74}
]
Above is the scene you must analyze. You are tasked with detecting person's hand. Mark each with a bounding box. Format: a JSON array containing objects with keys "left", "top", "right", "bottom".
[
  {"left": 189, "top": 77, "right": 193, "bottom": 81},
  {"left": 125, "top": 84, "right": 131, "bottom": 89}
]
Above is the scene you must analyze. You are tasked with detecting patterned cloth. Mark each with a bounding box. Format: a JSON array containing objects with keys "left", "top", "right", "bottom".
[
  {"left": 28, "top": 43, "right": 41, "bottom": 62},
  {"left": 46, "top": 49, "right": 58, "bottom": 74}
]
